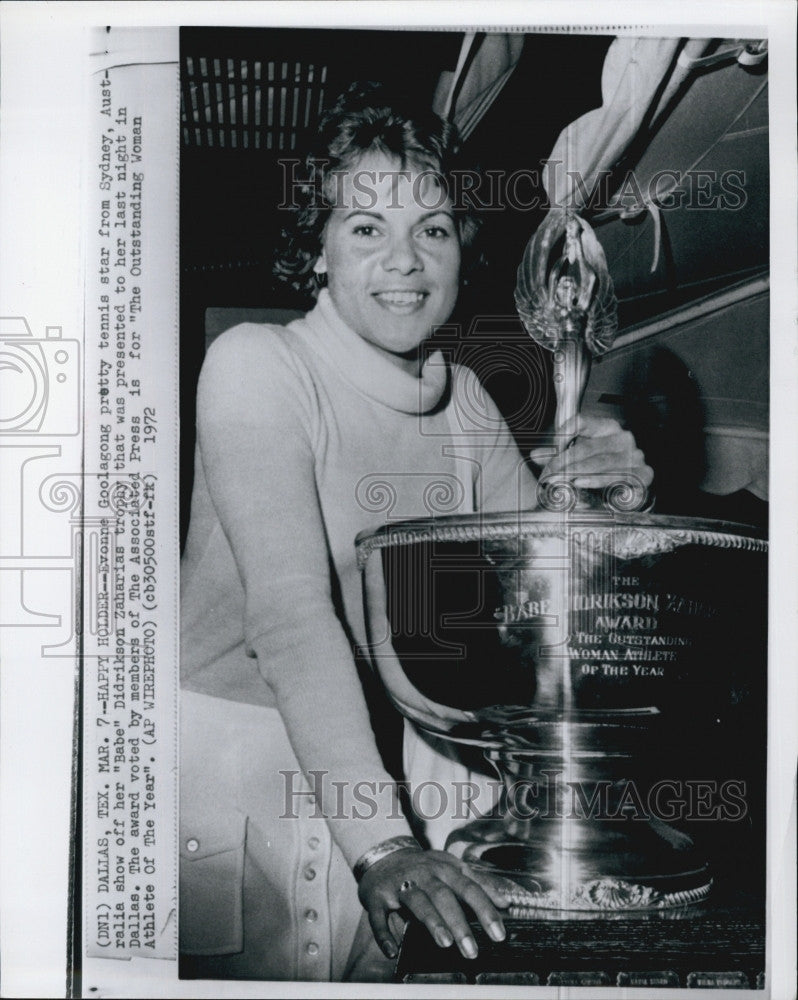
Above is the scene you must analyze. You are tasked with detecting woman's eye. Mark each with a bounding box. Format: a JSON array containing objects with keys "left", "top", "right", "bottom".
[
  {"left": 352, "top": 224, "right": 379, "bottom": 237},
  {"left": 420, "top": 225, "right": 451, "bottom": 239}
]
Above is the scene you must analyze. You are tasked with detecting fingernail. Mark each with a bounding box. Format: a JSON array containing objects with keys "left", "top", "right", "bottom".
[
  {"left": 488, "top": 920, "right": 505, "bottom": 942},
  {"left": 435, "top": 927, "right": 453, "bottom": 948},
  {"left": 461, "top": 935, "right": 478, "bottom": 959},
  {"left": 381, "top": 939, "right": 397, "bottom": 959}
]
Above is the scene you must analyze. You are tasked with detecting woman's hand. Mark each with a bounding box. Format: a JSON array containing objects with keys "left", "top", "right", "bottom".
[
  {"left": 358, "top": 847, "right": 510, "bottom": 960},
  {"left": 531, "top": 414, "right": 653, "bottom": 493}
]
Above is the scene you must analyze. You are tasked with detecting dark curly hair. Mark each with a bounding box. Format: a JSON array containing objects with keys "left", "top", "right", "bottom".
[{"left": 273, "top": 81, "right": 482, "bottom": 300}]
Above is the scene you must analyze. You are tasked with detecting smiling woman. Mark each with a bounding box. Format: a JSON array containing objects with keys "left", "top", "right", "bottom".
[
  {"left": 315, "top": 154, "right": 461, "bottom": 372},
  {"left": 273, "top": 81, "right": 483, "bottom": 296},
  {"left": 179, "top": 80, "right": 652, "bottom": 983}
]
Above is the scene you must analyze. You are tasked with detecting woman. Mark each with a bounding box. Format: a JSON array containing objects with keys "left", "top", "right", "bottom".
[{"left": 180, "top": 82, "right": 651, "bottom": 982}]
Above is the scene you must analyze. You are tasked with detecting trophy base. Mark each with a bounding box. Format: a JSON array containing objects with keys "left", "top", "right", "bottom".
[
  {"left": 396, "top": 897, "right": 765, "bottom": 987},
  {"left": 446, "top": 817, "right": 712, "bottom": 918}
]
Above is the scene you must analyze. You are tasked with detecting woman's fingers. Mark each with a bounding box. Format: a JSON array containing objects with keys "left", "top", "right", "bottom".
[
  {"left": 467, "top": 868, "right": 517, "bottom": 908},
  {"left": 543, "top": 446, "right": 649, "bottom": 481},
  {"left": 366, "top": 903, "right": 400, "bottom": 960},
  {"left": 531, "top": 416, "right": 626, "bottom": 466},
  {"left": 398, "top": 883, "right": 462, "bottom": 953},
  {"left": 405, "top": 864, "right": 506, "bottom": 956},
  {"left": 545, "top": 445, "right": 648, "bottom": 478},
  {"left": 436, "top": 869, "right": 506, "bottom": 945},
  {"left": 358, "top": 850, "right": 509, "bottom": 959},
  {"left": 399, "top": 876, "right": 504, "bottom": 958},
  {"left": 538, "top": 416, "right": 653, "bottom": 488},
  {"left": 558, "top": 413, "right": 620, "bottom": 441}
]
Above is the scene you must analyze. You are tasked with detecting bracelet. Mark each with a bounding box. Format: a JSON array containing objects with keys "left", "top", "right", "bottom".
[{"left": 352, "top": 836, "right": 422, "bottom": 883}]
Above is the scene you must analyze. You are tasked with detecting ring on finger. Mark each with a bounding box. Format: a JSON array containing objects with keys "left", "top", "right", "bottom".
[{"left": 399, "top": 879, "right": 416, "bottom": 893}]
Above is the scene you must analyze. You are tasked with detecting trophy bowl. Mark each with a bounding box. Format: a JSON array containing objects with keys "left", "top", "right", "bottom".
[{"left": 357, "top": 509, "right": 767, "bottom": 917}]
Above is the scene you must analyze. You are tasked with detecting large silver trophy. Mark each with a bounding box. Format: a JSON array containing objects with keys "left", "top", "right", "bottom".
[{"left": 357, "top": 210, "right": 767, "bottom": 916}]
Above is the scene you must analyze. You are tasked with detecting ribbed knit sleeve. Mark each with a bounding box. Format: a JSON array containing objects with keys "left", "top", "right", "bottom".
[{"left": 196, "top": 324, "right": 413, "bottom": 867}]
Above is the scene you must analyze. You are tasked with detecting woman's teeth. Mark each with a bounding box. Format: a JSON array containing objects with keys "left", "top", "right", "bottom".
[{"left": 375, "top": 291, "right": 426, "bottom": 305}]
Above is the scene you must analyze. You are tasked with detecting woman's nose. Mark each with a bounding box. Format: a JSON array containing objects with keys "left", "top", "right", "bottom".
[{"left": 381, "top": 234, "right": 423, "bottom": 274}]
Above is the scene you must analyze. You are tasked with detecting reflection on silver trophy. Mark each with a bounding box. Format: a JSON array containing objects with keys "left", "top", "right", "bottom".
[{"left": 358, "top": 211, "right": 767, "bottom": 916}]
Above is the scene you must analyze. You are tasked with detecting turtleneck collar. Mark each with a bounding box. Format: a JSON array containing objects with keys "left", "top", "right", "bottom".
[{"left": 294, "top": 288, "right": 450, "bottom": 415}]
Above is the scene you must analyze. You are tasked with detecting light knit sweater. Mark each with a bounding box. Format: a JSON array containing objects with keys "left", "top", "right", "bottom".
[{"left": 181, "top": 288, "right": 537, "bottom": 868}]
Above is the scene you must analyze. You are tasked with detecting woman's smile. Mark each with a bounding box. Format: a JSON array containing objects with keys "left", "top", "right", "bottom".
[{"left": 372, "top": 289, "right": 429, "bottom": 311}]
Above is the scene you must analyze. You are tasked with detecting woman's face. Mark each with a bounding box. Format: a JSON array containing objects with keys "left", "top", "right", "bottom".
[{"left": 316, "top": 151, "right": 461, "bottom": 374}]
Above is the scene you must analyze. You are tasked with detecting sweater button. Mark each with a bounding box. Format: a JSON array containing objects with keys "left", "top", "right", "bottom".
[
  {"left": 306, "top": 942, "right": 319, "bottom": 956},
  {"left": 307, "top": 836, "right": 320, "bottom": 850},
  {"left": 304, "top": 908, "right": 318, "bottom": 922},
  {"left": 186, "top": 838, "right": 199, "bottom": 853},
  {"left": 304, "top": 866, "right": 317, "bottom": 881}
]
